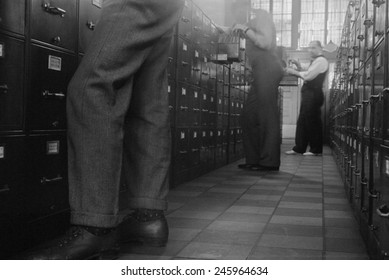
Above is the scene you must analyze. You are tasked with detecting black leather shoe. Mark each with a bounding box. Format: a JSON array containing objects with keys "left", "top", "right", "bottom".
[
  {"left": 24, "top": 226, "right": 119, "bottom": 260},
  {"left": 118, "top": 208, "right": 168, "bottom": 247},
  {"left": 238, "top": 164, "right": 256, "bottom": 169},
  {"left": 250, "top": 165, "right": 279, "bottom": 171}
]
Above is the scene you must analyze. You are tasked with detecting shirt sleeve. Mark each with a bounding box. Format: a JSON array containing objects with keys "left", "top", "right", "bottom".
[{"left": 300, "top": 57, "right": 329, "bottom": 81}]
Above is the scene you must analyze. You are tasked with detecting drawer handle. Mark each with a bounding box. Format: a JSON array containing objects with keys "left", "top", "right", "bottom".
[
  {"left": 179, "top": 150, "right": 188, "bottom": 154},
  {"left": 40, "top": 175, "right": 63, "bottom": 185},
  {"left": 372, "top": 0, "right": 386, "bottom": 7},
  {"left": 180, "top": 106, "right": 188, "bottom": 111},
  {"left": 87, "top": 21, "right": 96, "bottom": 30},
  {"left": 43, "top": 3, "right": 67, "bottom": 17},
  {"left": 0, "top": 184, "right": 10, "bottom": 193},
  {"left": 377, "top": 204, "right": 389, "bottom": 218},
  {"left": 181, "top": 17, "right": 190, "bottom": 23},
  {"left": 52, "top": 36, "right": 61, "bottom": 44},
  {"left": 52, "top": 120, "right": 60, "bottom": 127},
  {"left": 42, "top": 90, "right": 65, "bottom": 99},
  {"left": 375, "top": 30, "right": 384, "bottom": 37},
  {"left": 168, "top": 56, "right": 173, "bottom": 62},
  {"left": 0, "top": 84, "right": 8, "bottom": 94},
  {"left": 182, "top": 61, "right": 189, "bottom": 66}
]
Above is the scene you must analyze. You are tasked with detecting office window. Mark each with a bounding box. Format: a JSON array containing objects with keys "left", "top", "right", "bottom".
[
  {"left": 251, "top": 0, "right": 270, "bottom": 12},
  {"left": 299, "top": 0, "right": 326, "bottom": 48},
  {"left": 327, "top": 0, "right": 350, "bottom": 45},
  {"left": 273, "top": 0, "right": 292, "bottom": 47}
]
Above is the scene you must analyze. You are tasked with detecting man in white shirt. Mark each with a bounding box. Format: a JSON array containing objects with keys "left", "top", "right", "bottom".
[{"left": 284, "top": 40, "right": 329, "bottom": 156}]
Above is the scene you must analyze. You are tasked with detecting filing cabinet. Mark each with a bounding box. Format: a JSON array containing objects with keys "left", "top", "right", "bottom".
[
  {"left": 191, "top": 47, "right": 202, "bottom": 86},
  {"left": 0, "top": 136, "right": 26, "bottom": 197},
  {"left": 0, "top": 0, "right": 25, "bottom": 36},
  {"left": 0, "top": 0, "right": 252, "bottom": 256},
  {"left": 177, "top": 0, "right": 193, "bottom": 40},
  {"left": 176, "top": 83, "right": 190, "bottom": 126},
  {"left": 190, "top": 87, "right": 201, "bottom": 126},
  {"left": 373, "top": 0, "right": 386, "bottom": 47},
  {"left": 200, "top": 55, "right": 211, "bottom": 89},
  {"left": 189, "top": 128, "right": 201, "bottom": 168},
  {"left": 28, "top": 45, "right": 77, "bottom": 131},
  {"left": 175, "top": 128, "right": 190, "bottom": 172},
  {"left": 79, "top": 0, "right": 103, "bottom": 54},
  {"left": 0, "top": 35, "right": 25, "bottom": 132},
  {"left": 31, "top": 0, "right": 78, "bottom": 52},
  {"left": 168, "top": 79, "right": 176, "bottom": 127},
  {"left": 191, "top": 6, "right": 203, "bottom": 46},
  {"left": 177, "top": 38, "right": 191, "bottom": 83}
]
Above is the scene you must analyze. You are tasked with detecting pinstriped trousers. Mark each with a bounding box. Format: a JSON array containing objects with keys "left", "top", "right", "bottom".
[{"left": 66, "top": 0, "right": 183, "bottom": 228}]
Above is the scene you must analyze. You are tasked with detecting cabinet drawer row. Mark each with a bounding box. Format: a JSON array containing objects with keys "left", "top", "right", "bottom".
[{"left": 0, "top": 0, "right": 103, "bottom": 53}]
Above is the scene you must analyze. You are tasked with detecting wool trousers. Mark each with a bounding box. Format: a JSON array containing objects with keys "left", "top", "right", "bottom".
[{"left": 66, "top": 0, "right": 183, "bottom": 227}]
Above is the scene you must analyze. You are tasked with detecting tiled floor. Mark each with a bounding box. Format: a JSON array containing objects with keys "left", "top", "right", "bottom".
[{"left": 118, "top": 140, "right": 369, "bottom": 260}]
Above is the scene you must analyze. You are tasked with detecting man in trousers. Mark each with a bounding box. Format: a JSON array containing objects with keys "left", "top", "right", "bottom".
[{"left": 27, "top": 0, "right": 184, "bottom": 259}]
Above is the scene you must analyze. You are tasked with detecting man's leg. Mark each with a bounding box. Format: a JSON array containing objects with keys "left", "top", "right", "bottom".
[{"left": 26, "top": 0, "right": 183, "bottom": 259}]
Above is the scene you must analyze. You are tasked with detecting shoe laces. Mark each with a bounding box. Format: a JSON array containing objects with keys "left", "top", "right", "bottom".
[{"left": 58, "top": 227, "right": 82, "bottom": 247}]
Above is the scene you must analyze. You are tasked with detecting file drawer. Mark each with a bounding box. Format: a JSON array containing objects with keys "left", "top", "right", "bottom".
[
  {"left": 0, "top": 0, "right": 25, "bottom": 35},
  {"left": 0, "top": 35, "right": 25, "bottom": 131},
  {"left": 29, "top": 45, "right": 77, "bottom": 131},
  {"left": 31, "top": 0, "right": 77, "bottom": 51},
  {"left": 79, "top": 0, "right": 103, "bottom": 53}
]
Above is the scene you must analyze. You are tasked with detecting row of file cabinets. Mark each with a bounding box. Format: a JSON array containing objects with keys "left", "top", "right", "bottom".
[
  {"left": 177, "top": 0, "right": 219, "bottom": 55},
  {"left": 0, "top": 134, "right": 70, "bottom": 258},
  {"left": 0, "top": 34, "right": 76, "bottom": 133},
  {"left": 169, "top": 80, "right": 247, "bottom": 128},
  {"left": 339, "top": 0, "right": 387, "bottom": 77},
  {"left": 331, "top": 128, "right": 389, "bottom": 259},
  {"left": 0, "top": 0, "right": 103, "bottom": 54},
  {"left": 172, "top": 127, "right": 244, "bottom": 184},
  {"left": 170, "top": 37, "right": 248, "bottom": 90},
  {"left": 0, "top": 33, "right": 248, "bottom": 133},
  {"left": 331, "top": 39, "right": 389, "bottom": 142}
]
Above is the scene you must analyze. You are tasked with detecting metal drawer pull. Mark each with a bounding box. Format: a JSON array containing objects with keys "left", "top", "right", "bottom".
[
  {"left": 87, "top": 21, "right": 96, "bottom": 30},
  {"left": 0, "top": 84, "right": 8, "bottom": 94},
  {"left": 181, "top": 17, "right": 190, "bottom": 23},
  {"left": 52, "top": 36, "right": 61, "bottom": 44},
  {"left": 179, "top": 150, "right": 188, "bottom": 154},
  {"left": 372, "top": 0, "right": 386, "bottom": 8},
  {"left": 377, "top": 204, "right": 389, "bottom": 218},
  {"left": 43, "top": 3, "right": 66, "bottom": 17},
  {"left": 0, "top": 184, "right": 10, "bottom": 193},
  {"left": 42, "top": 90, "right": 65, "bottom": 99},
  {"left": 40, "top": 175, "right": 63, "bottom": 185}
]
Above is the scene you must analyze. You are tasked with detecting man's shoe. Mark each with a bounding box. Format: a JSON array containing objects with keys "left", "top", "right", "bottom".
[
  {"left": 250, "top": 165, "right": 279, "bottom": 171},
  {"left": 119, "top": 208, "right": 168, "bottom": 247},
  {"left": 24, "top": 226, "right": 119, "bottom": 260},
  {"left": 238, "top": 163, "right": 256, "bottom": 169},
  {"left": 303, "top": 152, "right": 322, "bottom": 156},
  {"left": 285, "top": 150, "right": 298, "bottom": 155}
]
